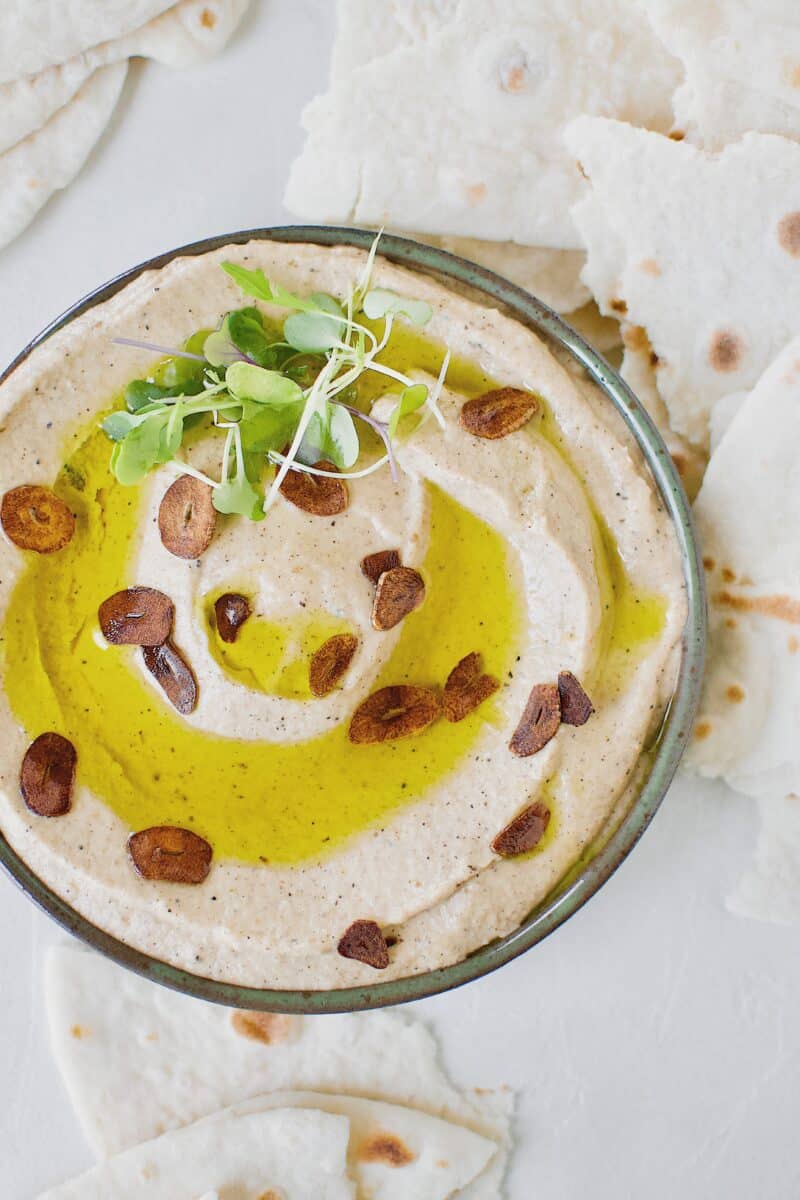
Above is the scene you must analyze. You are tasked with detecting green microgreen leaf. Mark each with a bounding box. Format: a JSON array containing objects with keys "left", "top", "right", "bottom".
[
  {"left": 284, "top": 295, "right": 346, "bottom": 354},
  {"left": 203, "top": 318, "right": 242, "bottom": 368},
  {"left": 362, "top": 288, "right": 432, "bottom": 327},
  {"left": 212, "top": 425, "right": 264, "bottom": 520},
  {"left": 388, "top": 383, "right": 429, "bottom": 439},
  {"left": 109, "top": 412, "right": 172, "bottom": 485},
  {"left": 124, "top": 379, "right": 202, "bottom": 412},
  {"left": 226, "top": 307, "right": 275, "bottom": 366},
  {"left": 225, "top": 361, "right": 304, "bottom": 408},
  {"left": 212, "top": 474, "right": 264, "bottom": 519},
  {"left": 152, "top": 341, "right": 208, "bottom": 390},
  {"left": 239, "top": 404, "right": 301, "bottom": 455},
  {"left": 102, "top": 409, "right": 153, "bottom": 442},
  {"left": 159, "top": 401, "right": 185, "bottom": 461},
  {"left": 222, "top": 263, "right": 328, "bottom": 315},
  {"left": 296, "top": 409, "right": 327, "bottom": 464},
  {"left": 325, "top": 402, "right": 360, "bottom": 469},
  {"left": 227, "top": 362, "right": 306, "bottom": 455},
  {"left": 105, "top": 234, "right": 448, "bottom": 522}
]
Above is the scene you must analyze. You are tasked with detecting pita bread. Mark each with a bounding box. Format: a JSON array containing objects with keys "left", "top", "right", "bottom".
[
  {"left": 407, "top": 232, "right": 589, "bottom": 313},
  {"left": 645, "top": 1, "right": 800, "bottom": 149},
  {"left": 0, "top": 63, "right": 127, "bottom": 251},
  {"left": 331, "top": 3, "right": 591, "bottom": 313},
  {"left": 565, "top": 117, "right": 800, "bottom": 446},
  {"left": 620, "top": 325, "right": 705, "bottom": 499},
  {"left": 0, "top": 1, "right": 174, "bottom": 84},
  {"left": 331, "top": 0, "right": 460, "bottom": 80},
  {"left": 226, "top": 1092, "right": 497, "bottom": 1200},
  {"left": 566, "top": 301, "right": 621, "bottom": 354},
  {"left": 709, "top": 390, "right": 748, "bottom": 453},
  {"left": 728, "top": 794, "right": 800, "bottom": 925},
  {"left": 36, "top": 1105, "right": 354, "bottom": 1199},
  {"left": 689, "top": 335, "right": 800, "bottom": 798},
  {"left": 0, "top": 0, "right": 250, "bottom": 156},
  {"left": 285, "top": 0, "right": 680, "bottom": 249},
  {"left": 45, "top": 946, "right": 513, "bottom": 1198}
]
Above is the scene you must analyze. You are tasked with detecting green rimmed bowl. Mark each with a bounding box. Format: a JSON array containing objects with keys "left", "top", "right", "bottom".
[{"left": 0, "top": 226, "right": 706, "bottom": 1012}]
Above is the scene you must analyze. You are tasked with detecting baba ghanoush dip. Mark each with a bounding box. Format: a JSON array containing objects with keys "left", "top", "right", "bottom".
[{"left": 0, "top": 240, "right": 685, "bottom": 988}]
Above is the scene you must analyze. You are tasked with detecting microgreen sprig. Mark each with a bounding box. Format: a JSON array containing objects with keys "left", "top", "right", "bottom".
[{"left": 103, "top": 233, "right": 448, "bottom": 519}]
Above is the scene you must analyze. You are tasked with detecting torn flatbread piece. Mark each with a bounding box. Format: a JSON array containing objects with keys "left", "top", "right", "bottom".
[
  {"left": 0, "top": 63, "right": 127, "bottom": 250},
  {"left": 45, "top": 946, "right": 514, "bottom": 1198},
  {"left": 0, "top": 0, "right": 172, "bottom": 84},
  {"left": 286, "top": 0, "right": 680, "bottom": 249},
  {"left": 0, "top": 0, "right": 250, "bottom": 154},
  {"left": 566, "top": 117, "right": 800, "bottom": 445},
  {"left": 646, "top": 0, "right": 800, "bottom": 149},
  {"left": 413, "top": 234, "right": 590, "bottom": 313},
  {"left": 224, "top": 1092, "right": 498, "bottom": 1200},
  {"left": 689, "top": 335, "right": 800, "bottom": 798},
  {"left": 620, "top": 325, "right": 705, "bottom": 499},
  {"left": 331, "top": 0, "right": 461, "bottom": 80},
  {"left": 36, "top": 1105, "right": 354, "bottom": 1200}
]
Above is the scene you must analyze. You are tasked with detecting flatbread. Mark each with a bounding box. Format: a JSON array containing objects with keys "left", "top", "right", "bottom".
[
  {"left": 689, "top": 335, "right": 800, "bottom": 798},
  {"left": 620, "top": 325, "right": 705, "bottom": 499},
  {"left": 645, "top": 1, "right": 800, "bottom": 149},
  {"left": 408, "top": 232, "right": 589, "bottom": 313},
  {"left": 0, "top": 1, "right": 174, "bottom": 84},
  {"left": 45, "top": 945, "right": 513, "bottom": 1198},
  {"left": 566, "top": 301, "right": 621, "bottom": 354},
  {"left": 226, "top": 1092, "right": 497, "bottom": 1200},
  {"left": 331, "top": 3, "right": 591, "bottom": 313},
  {"left": 331, "top": 0, "right": 461, "bottom": 80},
  {"left": 565, "top": 117, "right": 800, "bottom": 446},
  {"left": 0, "top": 1, "right": 250, "bottom": 154},
  {"left": 0, "top": 63, "right": 127, "bottom": 250},
  {"left": 1, "top": 0, "right": 250, "bottom": 156},
  {"left": 285, "top": 0, "right": 680, "bottom": 249},
  {"left": 728, "top": 794, "right": 800, "bottom": 925},
  {"left": 36, "top": 1105, "right": 354, "bottom": 1199}
]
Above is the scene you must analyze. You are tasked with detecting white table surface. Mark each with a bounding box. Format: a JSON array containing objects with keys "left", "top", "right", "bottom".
[{"left": 1, "top": 4, "right": 798, "bottom": 1197}]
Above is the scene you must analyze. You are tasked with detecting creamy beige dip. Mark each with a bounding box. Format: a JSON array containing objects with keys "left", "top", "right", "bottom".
[{"left": 0, "top": 243, "right": 686, "bottom": 988}]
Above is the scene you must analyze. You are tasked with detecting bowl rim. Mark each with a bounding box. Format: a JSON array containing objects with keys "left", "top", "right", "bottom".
[{"left": 0, "top": 225, "right": 706, "bottom": 1012}]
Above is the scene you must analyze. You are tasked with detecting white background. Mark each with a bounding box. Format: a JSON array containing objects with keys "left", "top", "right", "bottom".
[{"left": 1, "top": 4, "right": 798, "bottom": 1196}]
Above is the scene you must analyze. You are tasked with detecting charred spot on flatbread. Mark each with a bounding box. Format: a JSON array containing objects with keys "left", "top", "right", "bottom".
[
  {"left": 777, "top": 211, "right": 800, "bottom": 257},
  {"left": 230, "top": 1011, "right": 296, "bottom": 1044},
  {"left": 708, "top": 330, "right": 744, "bottom": 374},
  {"left": 358, "top": 1131, "right": 415, "bottom": 1167}
]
